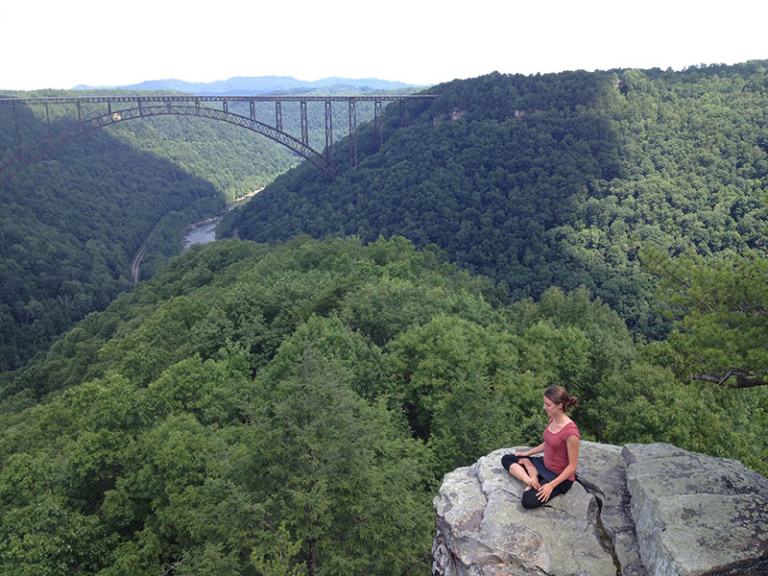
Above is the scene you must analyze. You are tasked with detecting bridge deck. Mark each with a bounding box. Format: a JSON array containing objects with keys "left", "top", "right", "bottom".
[{"left": 0, "top": 94, "right": 437, "bottom": 105}]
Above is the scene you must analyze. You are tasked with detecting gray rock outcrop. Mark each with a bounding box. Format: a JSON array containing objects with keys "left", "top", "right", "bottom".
[{"left": 432, "top": 442, "right": 768, "bottom": 576}]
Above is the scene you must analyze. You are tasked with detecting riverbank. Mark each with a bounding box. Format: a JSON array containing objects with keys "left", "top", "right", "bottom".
[{"left": 181, "top": 187, "right": 265, "bottom": 252}]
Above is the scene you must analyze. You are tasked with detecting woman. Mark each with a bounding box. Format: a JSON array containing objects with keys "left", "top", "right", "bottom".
[{"left": 501, "top": 386, "right": 580, "bottom": 509}]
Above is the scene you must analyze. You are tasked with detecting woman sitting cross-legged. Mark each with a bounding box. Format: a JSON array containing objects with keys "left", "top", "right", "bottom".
[{"left": 501, "top": 386, "right": 580, "bottom": 509}]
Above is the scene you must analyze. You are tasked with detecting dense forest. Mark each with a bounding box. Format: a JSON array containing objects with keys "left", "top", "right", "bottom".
[
  {"left": 221, "top": 62, "right": 768, "bottom": 340},
  {"left": 0, "top": 90, "right": 303, "bottom": 371},
  {"left": 0, "top": 88, "right": 418, "bottom": 372},
  {"left": 1, "top": 237, "right": 765, "bottom": 575},
  {"left": 1, "top": 64, "right": 768, "bottom": 575}
]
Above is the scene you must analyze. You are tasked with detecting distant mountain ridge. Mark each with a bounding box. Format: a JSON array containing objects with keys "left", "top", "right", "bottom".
[{"left": 73, "top": 75, "right": 425, "bottom": 94}]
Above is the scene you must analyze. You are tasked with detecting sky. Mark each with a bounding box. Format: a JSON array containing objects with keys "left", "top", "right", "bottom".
[{"left": 1, "top": 0, "right": 767, "bottom": 90}]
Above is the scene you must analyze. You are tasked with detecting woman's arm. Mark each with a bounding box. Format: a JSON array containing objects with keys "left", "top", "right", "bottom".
[
  {"left": 515, "top": 442, "right": 545, "bottom": 457},
  {"left": 536, "top": 435, "right": 579, "bottom": 502}
]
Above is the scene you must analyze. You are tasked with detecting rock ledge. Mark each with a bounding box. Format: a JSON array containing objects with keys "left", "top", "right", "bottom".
[{"left": 432, "top": 442, "right": 768, "bottom": 576}]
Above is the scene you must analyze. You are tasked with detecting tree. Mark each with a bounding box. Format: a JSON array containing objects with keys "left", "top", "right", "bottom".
[
  {"left": 643, "top": 247, "right": 768, "bottom": 389},
  {"left": 385, "top": 313, "right": 527, "bottom": 469},
  {"left": 241, "top": 318, "right": 435, "bottom": 576}
]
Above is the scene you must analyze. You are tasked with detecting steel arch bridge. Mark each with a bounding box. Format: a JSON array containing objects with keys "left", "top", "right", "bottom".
[{"left": 0, "top": 93, "right": 437, "bottom": 186}]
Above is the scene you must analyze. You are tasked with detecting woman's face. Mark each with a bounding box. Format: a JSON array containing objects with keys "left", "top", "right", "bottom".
[{"left": 543, "top": 395, "right": 561, "bottom": 418}]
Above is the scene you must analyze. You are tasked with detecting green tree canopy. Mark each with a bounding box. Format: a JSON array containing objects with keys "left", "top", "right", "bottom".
[{"left": 643, "top": 246, "right": 768, "bottom": 389}]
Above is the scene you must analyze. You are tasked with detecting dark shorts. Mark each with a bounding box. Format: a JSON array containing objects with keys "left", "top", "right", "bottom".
[{"left": 501, "top": 453, "right": 573, "bottom": 509}]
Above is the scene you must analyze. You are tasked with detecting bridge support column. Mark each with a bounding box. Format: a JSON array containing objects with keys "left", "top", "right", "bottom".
[
  {"left": 13, "top": 102, "right": 21, "bottom": 153},
  {"left": 375, "top": 100, "right": 383, "bottom": 148},
  {"left": 301, "top": 101, "right": 308, "bottom": 145},
  {"left": 325, "top": 101, "right": 333, "bottom": 162},
  {"left": 349, "top": 99, "right": 357, "bottom": 168}
]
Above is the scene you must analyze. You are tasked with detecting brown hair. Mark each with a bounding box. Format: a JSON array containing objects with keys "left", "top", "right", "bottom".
[{"left": 545, "top": 386, "right": 579, "bottom": 413}]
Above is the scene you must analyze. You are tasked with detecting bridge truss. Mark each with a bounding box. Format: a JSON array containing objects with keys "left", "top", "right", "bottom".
[{"left": 0, "top": 93, "right": 436, "bottom": 186}]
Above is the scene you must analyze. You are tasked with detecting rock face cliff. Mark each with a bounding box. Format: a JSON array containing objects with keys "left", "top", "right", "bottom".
[{"left": 432, "top": 442, "right": 768, "bottom": 576}]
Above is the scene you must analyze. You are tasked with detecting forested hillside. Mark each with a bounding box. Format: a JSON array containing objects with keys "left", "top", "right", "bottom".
[
  {"left": 2, "top": 66, "right": 768, "bottom": 575},
  {"left": 0, "top": 90, "right": 299, "bottom": 371},
  {"left": 221, "top": 62, "right": 768, "bottom": 339},
  {"left": 1, "top": 237, "right": 764, "bottom": 575}
]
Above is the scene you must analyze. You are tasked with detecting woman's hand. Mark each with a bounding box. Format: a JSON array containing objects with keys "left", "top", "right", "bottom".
[{"left": 536, "top": 482, "right": 555, "bottom": 502}]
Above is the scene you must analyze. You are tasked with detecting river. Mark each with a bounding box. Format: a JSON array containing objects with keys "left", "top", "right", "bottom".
[
  {"left": 181, "top": 189, "right": 262, "bottom": 252},
  {"left": 182, "top": 218, "right": 220, "bottom": 251}
]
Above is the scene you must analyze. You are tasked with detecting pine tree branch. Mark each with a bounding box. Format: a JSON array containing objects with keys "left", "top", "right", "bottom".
[{"left": 690, "top": 370, "right": 767, "bottom": 389}]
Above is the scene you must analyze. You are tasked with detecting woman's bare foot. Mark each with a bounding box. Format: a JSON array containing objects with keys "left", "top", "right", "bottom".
[
  {"left": 524, "top": 478, "right": 535, "bottom": 490},
  {"left": 525, "top": 477, "right": 540, "bottom": 490}
]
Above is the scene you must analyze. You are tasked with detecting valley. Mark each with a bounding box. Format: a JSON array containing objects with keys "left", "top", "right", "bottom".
[{"left": 1, "top": 63, "right": 767, "bottom": 576}]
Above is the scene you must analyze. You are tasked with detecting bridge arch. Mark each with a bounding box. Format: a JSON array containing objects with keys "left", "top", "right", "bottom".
[{"left": 0, "top": 94, "right": 437, "bottom": 187}]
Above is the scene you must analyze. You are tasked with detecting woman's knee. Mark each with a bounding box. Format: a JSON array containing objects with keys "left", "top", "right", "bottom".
[
  {"left": 521, "top": 489, "right": 543, "bottom": 509},
  {"left": 501, "top": 454, "right": 519, "bottom": 470}
]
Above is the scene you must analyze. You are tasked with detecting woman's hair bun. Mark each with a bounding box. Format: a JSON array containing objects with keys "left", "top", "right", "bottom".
[{"left": 545, "top": 386, "right": 579, "bottom": 413}]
